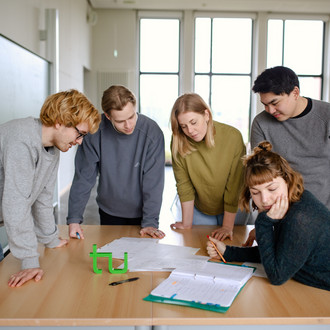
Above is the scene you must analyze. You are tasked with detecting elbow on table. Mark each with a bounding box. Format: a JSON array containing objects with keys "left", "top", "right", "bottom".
[{"left": 268, "top": 275, "right": 290, "bottom": 286}]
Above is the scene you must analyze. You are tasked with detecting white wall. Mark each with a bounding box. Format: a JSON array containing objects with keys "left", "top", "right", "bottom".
[
  {"left": 90, "top": 9, "right": 137, "bottom": 109},
  {"left": 0, "top": 0, "right": 94, "bottom": 201}
]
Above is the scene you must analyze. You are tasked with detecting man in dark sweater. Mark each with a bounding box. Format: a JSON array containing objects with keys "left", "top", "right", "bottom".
[{"left": 67, "top": 85, "right": 165, "bottom": 239}]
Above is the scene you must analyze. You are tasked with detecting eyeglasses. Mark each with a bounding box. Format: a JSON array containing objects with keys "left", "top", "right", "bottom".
[{"left": 74, "top": 127, "right": 87, "bottom": 140}]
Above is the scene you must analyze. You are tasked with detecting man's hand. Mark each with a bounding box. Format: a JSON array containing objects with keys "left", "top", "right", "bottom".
[
  {"left": 69, "top": 223, "right": 84, "bottom": 239},
  {"left": 211, "top": 226, "right": 233, "bottom": 241},
  {"left": 140, "top": 227, "right": 165, "bottom": 238},
  {"left": 8, "top": 268, "right": 44, "bottom": 288}
]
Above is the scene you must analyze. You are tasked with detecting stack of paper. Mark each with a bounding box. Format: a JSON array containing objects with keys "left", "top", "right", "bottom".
[{"left": 97, "top": 237, "right": 209, "bottom": 271}]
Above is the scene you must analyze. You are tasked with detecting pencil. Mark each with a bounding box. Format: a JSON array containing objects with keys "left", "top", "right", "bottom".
[{"left": 207, "top": 235, "right": 226, "bottom": 263}]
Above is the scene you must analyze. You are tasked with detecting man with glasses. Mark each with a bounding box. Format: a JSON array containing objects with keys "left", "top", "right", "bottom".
[
  {"left": 243, "top": 66, "right": 330, "bottom": 246},
  {"left": 67, "top": 85, "right": 166, "bottom": 239},
  {"left": 0, "top": 89, "right": 100, "bottom": 287}
]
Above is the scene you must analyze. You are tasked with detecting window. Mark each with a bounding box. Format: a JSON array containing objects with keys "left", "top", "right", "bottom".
[
  {"left": 194, "top": 16, "right": 253, "bottom": 142},
  {"left": 267, "top": 19, "right": 324, "bottom": 99},
  {"left": 139, "top": 16, "right": 181, "bottom": 162}
]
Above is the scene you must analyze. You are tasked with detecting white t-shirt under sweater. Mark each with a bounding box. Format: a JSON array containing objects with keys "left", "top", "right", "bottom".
[{"left": 0, "top": 117, "right": 60, "bottom": 269}]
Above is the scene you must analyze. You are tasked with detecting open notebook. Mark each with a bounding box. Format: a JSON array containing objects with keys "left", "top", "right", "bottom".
[{"left": 144, "top": 262, "right": 255, "bottom": 313}]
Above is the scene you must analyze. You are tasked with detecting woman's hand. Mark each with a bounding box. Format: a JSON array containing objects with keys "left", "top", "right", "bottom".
[
  {"left": 242, "top": 228, "right": 256, "bottom": 246},
  {"left": 267, "top": 195, "right": 289, "bottom": 220},
  {"left": 211, "top": 226, "right": 233, "bottom": 241},
  {"left": 170, "top": 222, "right": 192, "bottom": 230},
  {"left": 206, "top": 236, "right": 226, "bottom": 259}
]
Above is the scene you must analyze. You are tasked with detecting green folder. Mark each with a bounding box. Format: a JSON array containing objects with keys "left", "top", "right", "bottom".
[{"left": 144, "top": 262, "right": 255, "bottom": 314}]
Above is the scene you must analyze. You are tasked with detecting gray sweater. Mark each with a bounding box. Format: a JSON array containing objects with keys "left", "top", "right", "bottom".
[
  {"left": 251, "top": 98, "right": 330, "bottom": 210},
  {"left": 0, "top": 117, "right": 60, "bottom": 269},
  {"left": 67, "top": 114, "right": 165, "bottom": 228}
]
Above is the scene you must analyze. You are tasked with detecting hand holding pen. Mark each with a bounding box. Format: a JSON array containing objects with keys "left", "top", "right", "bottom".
[
  {"left": 206, "top": 235, "right": 226, "bottom": 263},
  {"left": 68, "top": 223, "right": 84, "bottom": 239}
]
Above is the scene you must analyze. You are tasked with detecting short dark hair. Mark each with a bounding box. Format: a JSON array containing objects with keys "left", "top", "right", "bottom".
[{"left": 252, "top": 66, "right": 299, "bottom": 95}]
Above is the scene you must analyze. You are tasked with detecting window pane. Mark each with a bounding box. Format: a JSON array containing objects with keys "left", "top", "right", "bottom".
[
  {"left": 195, "top": 18, "right": 211, "bottom": 73},
  {"left": 299, "top": 77, "right": 322, "bottom": 100},
  {"left": 140, "top": 74, "right": 179, "bottom": 160},
  {"left": 212, "top": 18, "right": 252, "bottom": 74},
  {"left": 194, "top": 75, "right": 210, "bottom": 104},
  {"left": 267, "top": 20, "right": 283, "bottom": 68},
  {"left": 140, "top": 19, "right": 179, "bottom": 72},
  {"left": 211, "top": 75, "right": 251, "bottom": 142},
  {"left": 284, "top": 20, "right": 323, "bottom": 75}
]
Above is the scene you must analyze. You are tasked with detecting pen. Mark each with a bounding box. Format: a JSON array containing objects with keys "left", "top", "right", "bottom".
[
  {"left": 76, "top": 232, "right": 81, "bottom": 239},
  {"left": 109, "top": 277, "right": 139, "bottom": 286},
  {"left": 207, "top": 235, "right": 226, "bottom": 263}
]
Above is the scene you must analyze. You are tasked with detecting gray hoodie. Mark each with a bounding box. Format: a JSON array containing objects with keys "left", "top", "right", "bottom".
[{"left": 0, "top": 117, "right": 60, "bottom": 269}]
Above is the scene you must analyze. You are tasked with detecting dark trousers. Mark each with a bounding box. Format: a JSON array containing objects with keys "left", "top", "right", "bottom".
[{"left": 99, "top": 208, "right": 142, "bottom": 225}]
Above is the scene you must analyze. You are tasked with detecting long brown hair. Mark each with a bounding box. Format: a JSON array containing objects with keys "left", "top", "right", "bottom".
[
  {"left": 239, "top": 141, "right": 304, "bottom": 212},
  {"left": 170, "top": 93, "right": 215, "bottom": 161}
]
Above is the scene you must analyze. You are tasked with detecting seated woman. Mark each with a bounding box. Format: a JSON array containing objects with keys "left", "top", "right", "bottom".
[
  {"left": 207, "top": 141, "right": 330, "bottom": 291},
  {"left": 170, "top": 93, "right": 246, "bottom": 241}
]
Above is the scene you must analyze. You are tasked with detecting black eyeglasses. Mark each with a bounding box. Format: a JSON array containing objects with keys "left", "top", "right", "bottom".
[{"left": 74, "top": 127, "right": 87, "bottom": 140}]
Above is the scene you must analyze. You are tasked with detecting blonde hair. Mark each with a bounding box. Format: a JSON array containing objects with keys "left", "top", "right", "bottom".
[
  {"left": 239, "top": 141, "right": 304, "bottom": 212},
  {"left": 101, "top": 85, "right": 136, "bottom": 115},
  {"left": 40, "top": 89, "right": 100, "bottom": 134},
  {"left": 170, "top": 93, "right": 215, "bottom": 161}
]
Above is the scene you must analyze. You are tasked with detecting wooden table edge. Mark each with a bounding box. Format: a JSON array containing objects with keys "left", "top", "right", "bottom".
[
  {"left": 0, "top": 318, "right": 153, "bottom": 326},
  {"left": 151, "top": 317, "right": 330, "bottom": 326}
]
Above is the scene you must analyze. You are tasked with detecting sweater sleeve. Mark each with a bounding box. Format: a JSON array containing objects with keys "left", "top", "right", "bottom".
[
  {"left": 255, "top": 209, "right": 316, "bottom": 286},
  {"left": 171, "top": 152, "right": 195, "bottom": 203},
  {"left": 224, "top": 245, "right": 261, "bottom": 263},
  {"left": 67, "top": 134, "right": 100, "bottom": 224},
  {"left": 2, "top": 141, "right": 41, "bottom": 269},
  {"left": 141, "top": 131, "right": 165, "bottom": 228},
  {"left": 223, "top": 135, "right": 245, "bottom": 213},
  {"left": 250, "top": 115, "right": 267, "bottom": 148},
  {"left": 32, "top": 161, "right": 60, "bottom": 250}
]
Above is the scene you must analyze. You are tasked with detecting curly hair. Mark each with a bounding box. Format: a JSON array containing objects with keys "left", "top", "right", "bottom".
[
  {"left": 239, "top": 141, "right": 304, "bottom": 212},
  {"left": 40, "top": 89, "right": 100, "bottom": 134}
]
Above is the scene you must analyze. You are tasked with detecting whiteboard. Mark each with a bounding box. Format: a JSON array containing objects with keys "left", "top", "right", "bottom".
[
  {"left": 0, "top": 34, "right": 50, "bottom": 124},
  {"left": 0, "top": 35, "right": 50, "bottom": 251}
]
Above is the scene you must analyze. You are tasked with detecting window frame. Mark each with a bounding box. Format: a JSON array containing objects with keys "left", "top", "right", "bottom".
[
  {"left": 137, "top": 11, "right": 183, "bottom": 112},
  {"left": 266, "top": 14, "right": 328, "bottom": 100},
  {"left": 193, "top": 12, "right": 256, "bottom": 142}
]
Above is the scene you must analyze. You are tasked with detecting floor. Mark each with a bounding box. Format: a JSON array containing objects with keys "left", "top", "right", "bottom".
[{"left": 58, "top": 166, "right": 178, "bottom": 229}]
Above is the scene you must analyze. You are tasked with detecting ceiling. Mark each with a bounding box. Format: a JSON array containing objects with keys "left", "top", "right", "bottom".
[{"left": 89, "top": 0, "right": 330, "bottom": 13}]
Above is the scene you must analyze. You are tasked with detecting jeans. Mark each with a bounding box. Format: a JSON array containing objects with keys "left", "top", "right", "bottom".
[{"left": 193, "top": 207, "right": 249, "bottom": 226}]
